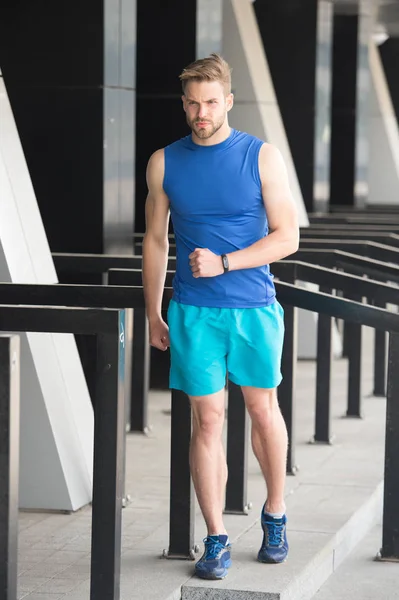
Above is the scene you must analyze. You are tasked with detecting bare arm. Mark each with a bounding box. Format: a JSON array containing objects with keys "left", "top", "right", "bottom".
[
  {"left": 142, "top": 149, "right": 170, "bottom": 329},
  {"left": 226, "top": 143, "right": 299, "bottom": 270}
]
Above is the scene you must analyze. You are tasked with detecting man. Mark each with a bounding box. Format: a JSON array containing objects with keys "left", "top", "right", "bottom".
[{"left": 142, "top": 53, "right": 299, "bottom": 580}]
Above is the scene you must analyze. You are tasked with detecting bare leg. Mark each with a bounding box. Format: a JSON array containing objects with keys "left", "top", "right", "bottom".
[
  {"left": 189, "top": 388, "right": 228, "bottom": 535},
  {"left": 242, "top": 386, "right": 287, "bottom": 514}
]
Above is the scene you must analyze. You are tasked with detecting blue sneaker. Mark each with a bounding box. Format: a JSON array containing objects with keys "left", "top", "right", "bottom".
[
  {"left": 257, "top": 511, "right": 288, "bottom": 564},
  {"left": 195, "top": 534, "right": 232, "bottom": 580}
]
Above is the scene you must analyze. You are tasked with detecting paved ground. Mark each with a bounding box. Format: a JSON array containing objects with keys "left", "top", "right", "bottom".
[
  {"left": 16, "top": 325, "right": 392, "bottom": 599},
  {"left": 314, "top": 524, "right": 399, "bottom": 600}
]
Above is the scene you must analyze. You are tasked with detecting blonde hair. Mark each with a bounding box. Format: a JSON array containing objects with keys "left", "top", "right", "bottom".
[{"left": 179, "top": 53, "right": 232, "bottom": 95}]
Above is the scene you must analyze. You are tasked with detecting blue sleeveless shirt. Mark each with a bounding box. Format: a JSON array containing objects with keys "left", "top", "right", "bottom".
[{"left": 163, "top": 129, "right": 276, "bottom": 308}]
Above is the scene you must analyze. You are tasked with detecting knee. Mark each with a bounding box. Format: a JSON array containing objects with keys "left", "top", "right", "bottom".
[
  {"left": 245, "top": 389, "right": 279, "bottom": 427},
  {"left": 192, "top": 406, "right": 225, "bottom": 439}
]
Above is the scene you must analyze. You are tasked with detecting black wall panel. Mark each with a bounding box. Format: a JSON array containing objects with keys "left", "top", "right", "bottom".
[
  {"left": 379, "top": 38, "right": 399, "bottom": 125},
  {"left": 329, "top": 14, "right": 358, "bottom": 207},
  {"left": 254, "top": 0, "right": 319, "bottom": 212},
  {"left": 135, "top": 0, "right": 197, "bottom": 232}
]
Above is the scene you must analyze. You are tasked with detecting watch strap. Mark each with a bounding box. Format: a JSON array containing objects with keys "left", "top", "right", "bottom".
[{"left": 221, "top": 254, "right": 229, "bottom": 273}]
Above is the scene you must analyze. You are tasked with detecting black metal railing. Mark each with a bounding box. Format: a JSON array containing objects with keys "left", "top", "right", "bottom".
[
  {"left": 0, "top": 305, "right": 125, "bottom": 600},
  {"left": 308, "top": 221, "right": 399, "bottom": 230},
  {"left": 0, "top": 281, "right": 193, "bottom": 567},
  {"left": 107, "top": 251, "right": 399, "bottom": 428},
  {"left": 48, "top": 231, "right": 399, "bottom": 565},
  {"left": 311, "top": 216, "right": 399, "bottom": 225},
  {"left": 299, "top": 238, "right": 399, "bottom": 259},
  {"left": 105, "top": 263, "right": 399, "bottom": 562},
  {"left": 52, "top": 242, "right": 399, "bottom": 280},
  {"left": 274, "top": 260, "right": 399, "bottom": 428},
  {"left": 131, "top": 234, "right": 399, "bottom": 255},
  {"left": 329, "top": 204, "right": 399, "bottom": 214},
  {"left": 52, "top": 252, "right": 174, "bottom": 430},
  {"left": 276, "top": 281, "right": 399, "bottom": 561},
  {"left": 292, "top": 247, "right": 399, "bottom": 398},
  {"left": 2, "top": 193, "right": 399, "bottom": 600},
  {"left": 301, "top": 229, "right": 399, "bottom": 244},
  {"left": 51, "top": 246, "right": 399, "bottom": 431},
  {"left": 2, "top": 236, "right": 398, "bottom": 600},
  {"left": 56, "top": 245, "right": 398, "bottom": 438},
  {"left": 0, "top": 335, "right": 19, "bottom": 600},
  {"left": 109, "top": 257, "right": 396, "bottom": 430}
]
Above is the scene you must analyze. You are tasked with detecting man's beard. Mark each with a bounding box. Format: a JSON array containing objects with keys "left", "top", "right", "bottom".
[{"left": 188, "top": 115, "right": 225, "bottom": 140}]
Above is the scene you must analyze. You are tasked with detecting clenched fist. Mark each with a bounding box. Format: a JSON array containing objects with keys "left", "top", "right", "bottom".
[
  {"left": 189, "top": 248, "right": 224, "bottom": 278},
  {"left": 149, "top": 318, "right": 170, "bottom": 351}
]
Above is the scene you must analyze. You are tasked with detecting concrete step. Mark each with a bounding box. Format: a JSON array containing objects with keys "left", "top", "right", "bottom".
[
  {"left": 180, "top": 483, "right": 383, "bottom": 600},
  {"left": 313, "top": 524, "right": 399, "bottom": 600}
]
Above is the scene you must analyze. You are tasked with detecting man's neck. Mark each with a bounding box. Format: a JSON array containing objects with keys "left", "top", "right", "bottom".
[{"left": 192, "top": 124, "right": 232, "bottom": 147}]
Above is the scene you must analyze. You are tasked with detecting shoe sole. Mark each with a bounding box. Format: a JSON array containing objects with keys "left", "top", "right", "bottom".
[
  {"left": 195, "top": 559, "right": 232, "bottom": 580},
  {"left": 195, "top": 570, "right": 229, "bottom": 580},
  {"left": 257, "top": 556, "right": 287, "bottom": 564}
]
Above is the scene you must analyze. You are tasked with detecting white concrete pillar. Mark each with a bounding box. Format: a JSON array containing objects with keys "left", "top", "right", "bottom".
[
  {"left": 0, "top": 72, "right": 94, "bottom": 511},
  {"left": 222, "top": 0, "right": 309, "bottom": 226},
  {"left": 368, "top": 39, "right": 399, "bottom": 205}
]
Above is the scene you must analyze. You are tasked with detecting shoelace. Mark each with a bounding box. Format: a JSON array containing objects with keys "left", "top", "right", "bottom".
[
  {"left": 203, "top": 537, "right": 226, "bottom": 560},
  {"left": 265, "top": 520, "right": 285, "bottom": 547}
]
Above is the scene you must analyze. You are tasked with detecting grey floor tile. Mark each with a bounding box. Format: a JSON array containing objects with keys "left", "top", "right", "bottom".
[
  {"left": 35, "top": 578, "right": 82, "bottom": 594},
  {"left": 43, "top": 550, "right": 90, "bottom": 565},
  {"left": 56, "top": 564, "right": 90, "bottom": 579},
  {"left": 18, "top": 575, "right": 49, "bottom": 593},
  {"left": 22, "top": 562, "right": 69, "bottom": 578},
  {"left": 22, "top": 594, "right": 64, "bottom": 600}
]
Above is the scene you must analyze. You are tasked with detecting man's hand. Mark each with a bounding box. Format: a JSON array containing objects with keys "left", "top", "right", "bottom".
[
  {"left": 189, "top": 248, "right": 224, "bottom": 278},
  {"left": 149, "top": 318, "right": 170, "bottom": 351}
]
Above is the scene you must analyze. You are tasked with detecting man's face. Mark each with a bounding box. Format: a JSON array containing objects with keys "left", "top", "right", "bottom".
[{"left": 182, "top": 80, "right": 233, "bottom": 140}]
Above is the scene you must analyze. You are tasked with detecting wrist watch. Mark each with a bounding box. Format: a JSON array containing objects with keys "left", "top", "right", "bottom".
[{"left": 221, "top": 254, "right": 229, "bottom": 273}]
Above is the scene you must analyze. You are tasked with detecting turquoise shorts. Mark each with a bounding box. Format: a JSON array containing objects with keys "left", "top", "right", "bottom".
[{"left": 167, "top": 299, "right": 285, "bottom": 397}]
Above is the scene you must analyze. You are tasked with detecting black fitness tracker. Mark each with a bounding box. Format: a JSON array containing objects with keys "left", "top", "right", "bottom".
[{"left": 221, "top": 254, "right": 229, "bottom": 273}]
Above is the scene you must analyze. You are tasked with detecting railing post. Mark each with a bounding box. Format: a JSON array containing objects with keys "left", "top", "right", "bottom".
[
  {"left": 372, "top": 299, "right": 387, "bottom": 397},
  {"left": 346, "top": 293, "right": 363, "bottom": 417},
  {"left": 313, "top": 288, "right": 334, "bottom": 443},
  {"left": 130, "top": 308, "right": 150, "bottom": 432},
  {"left": 336, "top": 284, "right": 349, "bottom": 358},
  {"left": 380, "top": 331, "right": 399, "bottom": 561},
  {"left": 225, "top": 381, "right": 249, "bottom": 515},
  {"left": 0, "top": 335, "right": 20, "bottom": 600},
  {"left": 279, "top": 303, "right": 298, "bottom": 474},
  {"left": 75, "top": 334, "right": 98, "bottom": 408},
  {"left": 164, "top": 389, "right": 196, "bottom": 559},
  {"left": 373, "top": 328, "right": 386, "bottom": 397},
  {"left": 91, "top": 311, "right": 126, "bottom": 600},
  {"left": 342, "top": 322, "right": 350, "bottom": 357}
]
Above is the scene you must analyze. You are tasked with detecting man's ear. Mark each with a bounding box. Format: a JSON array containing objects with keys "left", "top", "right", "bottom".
[
  {"left": 226, "top": 93, "right": 234, "bottom": 112},
  {"left": 182, "top": 95, "right": 187, "bottom": 112}
]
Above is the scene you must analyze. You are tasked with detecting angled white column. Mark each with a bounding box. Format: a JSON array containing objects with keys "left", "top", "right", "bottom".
[
  {"left": 368, "top": 40, "right": 399, "bottom": 205},
  {"left": 0, "top": 71, "right": 94, "bottom": 511},
  {"left": 222, "top": 0, "right": 309, "bottom": 227}
]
